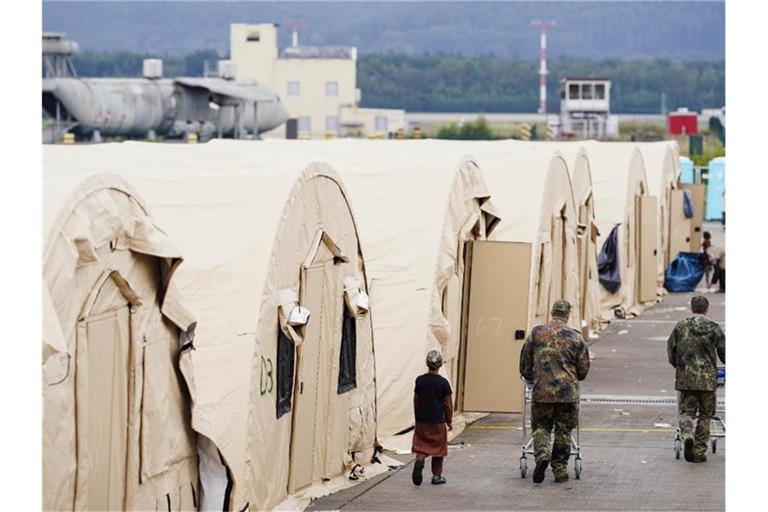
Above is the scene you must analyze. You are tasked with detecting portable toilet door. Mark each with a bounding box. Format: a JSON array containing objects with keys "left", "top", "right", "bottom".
[
  {"left": 706, "top": 157, "right": 725, "bottom": 221},
  {"left": 679, "top": 156, "right": 695, "bottom": 184}
]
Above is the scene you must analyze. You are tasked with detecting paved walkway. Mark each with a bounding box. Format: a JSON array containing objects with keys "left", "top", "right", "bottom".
[{"left": 309, "top": 224, "right": 725, "bottom": 511}]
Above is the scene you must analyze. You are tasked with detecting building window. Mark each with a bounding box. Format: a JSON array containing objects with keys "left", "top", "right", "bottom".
[
  {"left": 569, "top": 83, "right": 579, "bottom": 100},
  {"left": 326, "top": 116, "right": 339, "bottom": 132},
  {"left": 298, "top": 116, "right": 311, "bottom": 134},
  {"left": 375, "top": 116, "right": 388, "bottom": 133},
  {"left": 582, "top": 83, "right": 593, "bottom": 100},
  {"left": 595, "top": 83, "right": 606, "bottom": 100},
  {"left": 338, "top": 307, "right": 357, "bottom": 394},
  {"left": 287, "top": 81, "right": 300, "bottom": 97},
  {"left": 325, "top": 81, "right": 338, "bottom": 97},
  {"left": 276, "top": 323, "right": 295, "bottom": 419},
  {"left": 246, "top": 30, "right": 260, "bottom": 42}
]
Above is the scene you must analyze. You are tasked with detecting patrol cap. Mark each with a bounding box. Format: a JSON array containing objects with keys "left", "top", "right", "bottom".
[
  {"left": 551, "top": 299, "right": 572, "bottom": 317},
  {"left": 426, "top": 349, "right": 443, "bottom": 369}
]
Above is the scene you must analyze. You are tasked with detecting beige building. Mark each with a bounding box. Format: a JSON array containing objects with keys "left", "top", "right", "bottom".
[{"left": 231, "top": 23, "right": 405, "bottom": 138}]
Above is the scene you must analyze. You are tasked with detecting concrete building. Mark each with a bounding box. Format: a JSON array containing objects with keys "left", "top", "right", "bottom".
[
  {"left": 559, "top": 77, "right": 619, "bottom": 139},
  {"left": 230, "top": 23, "right": 405, "bottom": 139}
]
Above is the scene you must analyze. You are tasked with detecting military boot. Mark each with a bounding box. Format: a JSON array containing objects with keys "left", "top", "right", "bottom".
[
  {"left": 683, "top": 438, "right": 695, "bottom": 462},
  {"left": 532, "top": 458, "right": 549, "bottom": 483}
]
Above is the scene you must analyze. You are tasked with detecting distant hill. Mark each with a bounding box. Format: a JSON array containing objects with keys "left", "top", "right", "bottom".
[{"left": 43, "top": 1, "right": 724, "bottom": 60}]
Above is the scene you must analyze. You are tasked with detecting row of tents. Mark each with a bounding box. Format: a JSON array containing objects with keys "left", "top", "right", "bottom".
[{"left": 42, "top": 139, "right": 703, "bottom": 511}]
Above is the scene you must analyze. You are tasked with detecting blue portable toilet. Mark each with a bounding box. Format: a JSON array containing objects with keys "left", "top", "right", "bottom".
[
  {"left": 706, "top": 156, "right": 725, "bottom": 221},
  {"left": 679, "top": 156, "right": 694, "bottom": 184}
]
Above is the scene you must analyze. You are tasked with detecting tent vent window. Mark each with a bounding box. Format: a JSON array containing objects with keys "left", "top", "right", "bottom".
[
  {"left": 276, "top": 322, "right": 295, "bottom": 418},
  {"left": 337, "top": 307, "right": 357, "bottom": 394}
]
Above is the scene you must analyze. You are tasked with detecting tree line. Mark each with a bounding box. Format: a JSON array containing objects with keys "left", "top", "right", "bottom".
[{"left": 68, "top": 51, "right": 724, "bottom": 114}]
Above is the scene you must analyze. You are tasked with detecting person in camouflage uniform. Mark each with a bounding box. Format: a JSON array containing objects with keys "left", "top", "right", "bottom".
[
  {"left": 519, "top": 300, "right": 590, "bottom": 483},
  {"left": 667, "top": 295, "right": 725, "bottom": 462}
]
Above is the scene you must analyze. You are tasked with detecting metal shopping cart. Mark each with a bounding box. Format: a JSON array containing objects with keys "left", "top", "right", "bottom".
[
  {"left": 674, "top": 367, "right": 725, "bottom": 459},
  {"left": 519, "top": 378, "right": 583, "bottom": 479}
]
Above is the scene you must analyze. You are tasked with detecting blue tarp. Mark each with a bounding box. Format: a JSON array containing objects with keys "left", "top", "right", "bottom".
[
  {"left": 683, "top": 189, "right": 694, "bottom": 218},
  {"left": 598, "top": 226, "right": 621, "bottom": 294},
  {"left": 664, "top": 252, "right": 704, "bottom": 293}
]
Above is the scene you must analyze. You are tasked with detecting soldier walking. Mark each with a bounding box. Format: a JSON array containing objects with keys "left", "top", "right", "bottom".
[
  {"left": 667, "top": 295, "right": 726, "bottom": 462},
  {"left": 520, "top": 300, "right": 590, "bottom": 483}
]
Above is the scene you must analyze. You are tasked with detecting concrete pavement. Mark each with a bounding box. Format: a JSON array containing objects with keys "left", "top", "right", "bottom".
[{"left": 308, "top": 224, "right": 725, "bottom": 511}]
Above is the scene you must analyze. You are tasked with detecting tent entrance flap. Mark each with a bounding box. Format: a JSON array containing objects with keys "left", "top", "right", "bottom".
[
  {"left": 460, "top": 241, "right": 532, "bottom": 413},
  {"left": 288, "top": 264, "right": 325, "bottom": 494},
  {"left": 680, "top": 184, "right": 705, "bottom": 252},
  {"left": 80, "top": 306, "right": 131, "bottom": 511},
  {"left": 668, "top": 190, "right": 692, "bottom": 263},
  {"left": 638, "top": 196, "right": 658, "bottom": 303}
]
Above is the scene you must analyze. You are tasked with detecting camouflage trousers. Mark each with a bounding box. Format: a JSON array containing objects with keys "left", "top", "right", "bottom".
[
  {"left": 678, "top": 390, "right": 717, "bottom": 457},
  {"left": 531, "top": 402, "right": 578, "bottom": 477}
]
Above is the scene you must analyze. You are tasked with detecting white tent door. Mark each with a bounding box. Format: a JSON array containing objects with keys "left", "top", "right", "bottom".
[
  {"left": 638, "top": 196, "right": 658, "bottom": 303},
  {"left": 680, "top": 184, "right": 706, "bottom": 252},
  {"left": 288, "top": 264, "right": 325, "bottom": 493},
  {"left": 461, "top": 241, "right": 532, "bottom": 413},
  {"left": 84, "top": 306, "right": 131, "bottom": 511},
  {"left": 668, "top": 190, "right": 692, "bottom": 262}
]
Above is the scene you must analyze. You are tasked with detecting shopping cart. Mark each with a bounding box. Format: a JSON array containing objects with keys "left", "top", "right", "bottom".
[
  {"left": 674, "top": 367, "right": 725, "bottom": 459},
  {"left": 519, "top": 378, "right": 583, "bottom": 479}
]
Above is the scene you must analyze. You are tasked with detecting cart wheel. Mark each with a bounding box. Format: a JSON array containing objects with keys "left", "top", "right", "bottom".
[
  {"left": 574, "top": 457, "right": 582, "bottom": 479},
  {"left": 711, "top": 439, "right": 717, "bottom": 454},
  {"left": 674, "top": 439, "right": 681, "bottom": 460},
  {"left": 520, "top": 457, "right": 528, "bottom": 478}
]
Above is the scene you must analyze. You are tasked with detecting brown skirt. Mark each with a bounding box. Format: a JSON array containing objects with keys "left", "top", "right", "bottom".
[{"left": 412, "top": 421, "right": 448, "bottom": 457}]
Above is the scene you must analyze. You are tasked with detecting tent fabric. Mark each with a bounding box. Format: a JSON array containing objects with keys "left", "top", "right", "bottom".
[
  {"left": 257, "top": 139, "right": 501, "bottom": 440},
  {"left": 582, "top": 141, "right": 651, "bottom": 319},
  {"left": 664, "top": 252, "right": 704, "bottom": 293},
  {"left": 545, "top": 142, "right": 602, "bottom": 332},
  {"left": 636, "top": 141, "right": 681, "bottom": 295},
  {"left": 42, "top": 171, "right": 198, "bottom": 511},
  {"left": 449, "top": 141, "right": 581, "bottom": 331},
  {"left": 597, "top": 226, "right": 622, "bottom": 294},
  {"left": 44, "top": 142, "right": 378, "bottom": 511}
]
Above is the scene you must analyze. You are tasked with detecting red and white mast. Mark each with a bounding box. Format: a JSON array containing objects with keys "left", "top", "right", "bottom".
[{"left": 531, "top": 20, "right": 556, "bottom": 114}]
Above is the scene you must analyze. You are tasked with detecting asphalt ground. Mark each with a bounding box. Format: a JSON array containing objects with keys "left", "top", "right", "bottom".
[{"left": 308, "top": 223, "right": 725, "bottom": 511}]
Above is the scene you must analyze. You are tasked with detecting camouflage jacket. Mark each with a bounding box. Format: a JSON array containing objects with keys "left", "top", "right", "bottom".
[
  {"left": 667, "top": 314, "right": 725, "bottom": 391},
  {"left": 519, "top": 318, "right": 590, "bottom": 403}
]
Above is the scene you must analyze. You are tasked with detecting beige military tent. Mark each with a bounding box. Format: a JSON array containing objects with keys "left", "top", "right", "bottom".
[
  {"left": 260, "top": 139, "right": 501, "bottom": 440},
  {"left": 443, "top": 141, "right": 580, "bottom": 414},
  {"left": 636, "top": 141, "right": 690, "bottom": 292},
  {"left": 583, "top": 141, "right": 657, "bottom": 319},
  {"left": 43, "top": 171, "right": 199, "bottom": 511},
  {"left": 44, "top": 142, "right": 378, "bottom": 511},
  {"left": 540, "top": 142, "right": 601, "bottom": 334}
]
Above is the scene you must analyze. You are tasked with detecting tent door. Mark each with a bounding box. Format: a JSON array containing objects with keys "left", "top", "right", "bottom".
[
  {"left": 460, "top": 241, "right": 532, "bottom": 413},
  {"left": 637, "top": 196, "right": 658, "bottom": 303},
  {"left": 668, "top": 190, "right": 692, "bottom": 262},
  {"left": 81, "top": 303, "right": 132, "bottom": 511},
  {"left": 680, "top": 184, "right": 706, "bottom": 251},
  {"left": 288, "top": 264, "right": 325, "bottom": 493}
]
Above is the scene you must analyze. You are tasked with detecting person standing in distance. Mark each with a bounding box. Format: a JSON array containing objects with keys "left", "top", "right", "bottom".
[
  {"left": 667, "top": 295, "right": 725, "bottom": 462},
  {"left": 520, "top": 300, "right": 590, "bottom": 483}
]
